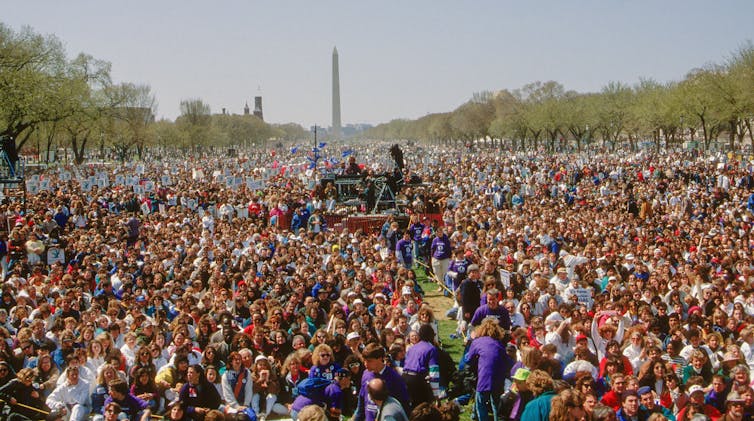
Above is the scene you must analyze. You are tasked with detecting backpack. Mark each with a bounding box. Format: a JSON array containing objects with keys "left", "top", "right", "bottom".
[{"left": 296, "top": 377, "right": 332, "bottom": 400}]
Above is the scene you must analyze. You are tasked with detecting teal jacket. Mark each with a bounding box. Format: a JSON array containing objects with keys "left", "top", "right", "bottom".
[{"left": 520, "top": 391, "right": 555, "bottom": 421}]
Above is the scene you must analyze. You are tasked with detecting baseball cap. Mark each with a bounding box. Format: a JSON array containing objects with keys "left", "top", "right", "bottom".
[
  {"left": 637, "top": 386, "right": 652, "bottom": 396},
  {"left": 346, "top": 332, "right": 361, "bottom": 341},
  {"left": 688, "top": 385, "right": 705, "bottom": 395},
  {"left": 511, "top": 368, "right": 530, "bottom": 382},
  {"left": 336, "top": 368, "right": 351, "bottom": 378},
  {"left": 468, "top": 264, "right": 480, "bottom": 272}
]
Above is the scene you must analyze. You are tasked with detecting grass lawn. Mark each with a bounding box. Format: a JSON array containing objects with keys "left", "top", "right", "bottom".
[{"left": 415, "top": 266, "right": 474, "bottom": 421}]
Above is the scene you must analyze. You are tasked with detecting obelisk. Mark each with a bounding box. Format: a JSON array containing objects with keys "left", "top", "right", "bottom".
[{"left": 332, "top": 47, "right": 342, "bottom": 140}]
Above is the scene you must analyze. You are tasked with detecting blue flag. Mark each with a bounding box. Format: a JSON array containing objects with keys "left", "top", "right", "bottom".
[
  {"left": 290, "top": 146, "right": 298, "bottom": 154},
  {"left": 318, "top": 142, "right": 327, "bottom": 149},
  {"left": 341, "top": 149, "right": 353, "bottom": 158}
]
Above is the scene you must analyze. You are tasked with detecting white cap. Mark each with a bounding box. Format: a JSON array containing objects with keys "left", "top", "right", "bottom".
[
  {"left": 346, "top": 332, "right": 361, "bottom": 341},
  {"left": 254, "top": 355, "right": 268, "bottom": 364},
  {"left": 688, "top": 385, "right": 705, "bottom": 395},
  {"left": 352, "top": 298, "right": 364, "bottom": 305},
  {"left": 401, "top": 286, "right": 412, "bottom": 295}
]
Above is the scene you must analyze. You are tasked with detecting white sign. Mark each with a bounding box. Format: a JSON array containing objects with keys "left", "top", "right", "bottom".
[
  {"left": 27, "top": 181, "right": 39, "bottom": 194},
  {"left": 499, "top": 269, "right": 511, "bottom": 289},
  {"left": 47, "top": 247, "right": 65, "bottom": 265}
]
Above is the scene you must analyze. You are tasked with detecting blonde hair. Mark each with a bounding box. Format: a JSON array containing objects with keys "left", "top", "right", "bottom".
[
  {"left": 312, "top": 344, "right": 334, "bottom": 366},
  {"left": 298, "top": 404, "right": 326, "bottom": 421},
  {"left": 474, "top": 318, "right": 506, "bottom": 341}
]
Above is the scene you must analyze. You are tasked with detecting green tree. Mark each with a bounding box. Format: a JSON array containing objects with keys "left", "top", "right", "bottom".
[
  {"left": 176, "top": 98, "right": 212, "bottom": 150},
  {"left": 0, "top": 24, "right": 81, "bottom": 151}
]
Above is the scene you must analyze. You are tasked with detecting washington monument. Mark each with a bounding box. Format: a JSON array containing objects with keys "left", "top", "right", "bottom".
[{"left": 332, "top": 47, "right": 341, "bottom": 139}]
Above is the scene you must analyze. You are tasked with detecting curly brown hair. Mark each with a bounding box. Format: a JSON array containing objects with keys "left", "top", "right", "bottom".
[{"left": 526, "top": 369, "right": 554, "bottom": 396}]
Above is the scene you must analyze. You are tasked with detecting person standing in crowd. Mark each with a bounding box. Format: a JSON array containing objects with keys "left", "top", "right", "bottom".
[
  {"left": 396, "top": 232, "right": 414, "bottom": 270},
  {"left": 469, "top": 288, "right": 511, "bottom": 331},
  {"left": 354, "top": 343, "right": 409, "bottom": 421},
  {"left": 430, "top": 226, "right": 452, "bottom": 285},
  {"left": 465, "top": 318, "right": 514, "bottom": 421},
  {"left": 368, "top": 378, "right": 408, "bottom": 421},
  {"left": 401, "top": 324, "right": 440, "bottom": 406},
  {"left": 456, "top": 264, "right": 482, "bottom": 336}
]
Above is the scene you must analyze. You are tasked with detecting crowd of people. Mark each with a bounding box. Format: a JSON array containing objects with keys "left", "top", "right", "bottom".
[{"left": 0, "top": 143, "right": 753, "bottom": 421}]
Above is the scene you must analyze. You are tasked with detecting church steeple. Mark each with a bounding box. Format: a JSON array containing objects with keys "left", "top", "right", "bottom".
[{"left": 244, "top": 102, "right": 250, "bottom": 115}]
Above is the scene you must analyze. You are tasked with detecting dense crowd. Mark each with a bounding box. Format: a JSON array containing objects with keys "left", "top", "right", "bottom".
[{"left": 0, "top": 144, "right": 754, "bottom": 421}]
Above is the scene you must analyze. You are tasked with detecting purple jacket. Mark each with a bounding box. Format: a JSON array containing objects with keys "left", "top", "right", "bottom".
[{"left": 466, "top": 336, "right": 512, "bottom": 393}]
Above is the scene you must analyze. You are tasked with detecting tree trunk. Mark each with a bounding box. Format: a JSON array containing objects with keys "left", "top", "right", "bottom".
[{"left": 729, "top": 120, "right": 737, "bottom": 151}]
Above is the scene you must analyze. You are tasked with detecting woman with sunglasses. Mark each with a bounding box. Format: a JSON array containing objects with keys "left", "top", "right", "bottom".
[
  {"left": 309, "top": 344, "right": 341, "bottom": 381},
  {"left": 129, "top": 346, "right": 157, "bottom": 385},
  {"left": 0, "top": 360, "right": 13, "bottom": 388},
  {"left": 201, "top": 344, "right": 226, "bottom": 376},
  {"left": 0, "top": 367, "right": 51, "bottom": 420}
]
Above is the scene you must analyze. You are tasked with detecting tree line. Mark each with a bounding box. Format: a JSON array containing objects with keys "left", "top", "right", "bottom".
[
  {"left": 364, "top": 43, "right": 754, "bottom": 152},
  {"left": 0, "top": 23, "right": 308, "bottom": 164}
]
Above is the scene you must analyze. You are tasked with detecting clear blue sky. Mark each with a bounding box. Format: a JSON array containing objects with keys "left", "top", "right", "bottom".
[{"left": 4, "top": 1, "right": 754, "bottom": 128}]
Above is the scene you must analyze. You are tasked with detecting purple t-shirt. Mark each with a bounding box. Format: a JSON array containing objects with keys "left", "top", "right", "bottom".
[
  {"left": 354, "top": 366, "right": 409, "bottom": 421},
  {"left": 470, "top": 305, "right": 511, "bottom": 330},
  {"left": 431, "top": 235, "right": 451, "bottom": 260},
  {"left": 403, "top": 340, "right": 438, "bottom": 374}
]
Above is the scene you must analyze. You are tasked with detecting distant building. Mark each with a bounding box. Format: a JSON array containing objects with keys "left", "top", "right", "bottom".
[{"left": 254, "top": 96, "right": 264, "bottom": 121}]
